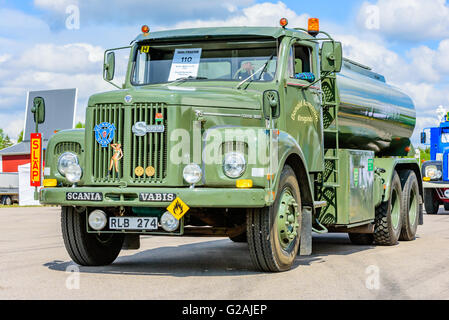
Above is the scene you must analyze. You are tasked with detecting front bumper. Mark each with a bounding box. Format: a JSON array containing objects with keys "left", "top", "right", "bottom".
[
  {"left": 40, "top": 186, "right": 268, "bottom": 208},
  {"left": 423, "top": 181, "right": 449, "bottom": 189}
]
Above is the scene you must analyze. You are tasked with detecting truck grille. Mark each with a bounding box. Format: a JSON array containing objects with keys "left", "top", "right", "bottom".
[
  {"left": 129, "top": 103, "right": 168, "bottom": 184},
  {"left": 91, "top": 103, "right": 167, "bottom": 184},
  {"left": 54, "top": 142, "right": 82, "bottom": 155},
  {"left": 92, "top": 103, "right": 125, "bottom": 183}
]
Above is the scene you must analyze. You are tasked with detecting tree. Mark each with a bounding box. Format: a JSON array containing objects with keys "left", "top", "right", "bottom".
[
  {"left": 17, "top": 130, "right": 23, "bottom": 143},
  {"left": 75, "top": 122, "right": 85, "bottom": 128},
  {"left": 0, "top": 129, "right": 13, "bottom": 150}
]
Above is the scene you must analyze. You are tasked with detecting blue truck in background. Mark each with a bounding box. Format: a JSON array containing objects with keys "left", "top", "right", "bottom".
[{"left": 421, "top": 113, "right": 449, "bottom": 214}]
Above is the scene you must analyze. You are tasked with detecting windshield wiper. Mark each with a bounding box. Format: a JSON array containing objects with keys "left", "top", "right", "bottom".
[
  {"left": 166, "top": 76, "right": 208, "bottom": 85},
  {"left": 236, "top": 52, "right": 275, "bottom": 90}
]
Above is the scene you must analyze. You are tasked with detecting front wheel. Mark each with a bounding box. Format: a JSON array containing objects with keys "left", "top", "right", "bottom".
[
  {"left": 247, "top": 165, "right": 301, "bottom": 272},
  {"left": 61, "top": 207, "right": 124, "bottom": 266}
]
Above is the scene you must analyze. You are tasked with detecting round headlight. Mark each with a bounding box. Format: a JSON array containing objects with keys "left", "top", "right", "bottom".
[
  {"left": 58, "top": 152, "right": 79, "bottom": 176},
  {"left": 88, "top": 210, "right": 107, "bottom": 231},
  {"left": 425, "top": 165, "right": 442, "bottom": 180},
  {"left": 223, "top": 152, "right": 246, "bottom": 178},
  {"left": 65, "top": 163, "right": 82, "bottom": 183},
  {"left": 183, "top": 163, "right": 202, "bottom": 184},
  {"left": 444, "top": 189, "right": 449, "bottom": 198},
  {"left": 161, "top": 211, "right": 179, "bottom": 232}
]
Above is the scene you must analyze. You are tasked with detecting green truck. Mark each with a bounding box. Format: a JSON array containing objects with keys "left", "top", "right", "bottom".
[{"left": 40, "top": 19, "right": 423, "bottom": 272}]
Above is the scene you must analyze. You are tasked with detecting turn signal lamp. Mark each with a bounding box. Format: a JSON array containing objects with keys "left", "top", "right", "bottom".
[
  {"left": 423, "top": 177, "right": 431, "bottom": 182},
  {"left": 236, "top": 179, "right": 253, "bottom": 188},
  {"left": 43, "top": 179, "right": 57, "bottom": 187},
  {"left": 308, "top": 18, "right": 320, "bottom": 37},
  {"left": 280, "top": 18, "right": 288, "bottom": 28},
  {"left": 141, "top": 25, "right": 150, "bottom": 35}
]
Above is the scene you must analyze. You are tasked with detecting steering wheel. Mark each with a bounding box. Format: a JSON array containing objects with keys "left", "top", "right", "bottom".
[{"left": 233, "top": 67, "right": 274, "bottom": 81}]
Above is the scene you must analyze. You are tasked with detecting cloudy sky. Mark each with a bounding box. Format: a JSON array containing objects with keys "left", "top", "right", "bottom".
[{"left": 0, "top": 0, "right": 448, "bottom": 145}]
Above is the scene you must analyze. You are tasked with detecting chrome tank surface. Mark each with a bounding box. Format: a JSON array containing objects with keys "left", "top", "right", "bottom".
[{"left": 330, "top": 60, "right": 416, "bottom": 156}]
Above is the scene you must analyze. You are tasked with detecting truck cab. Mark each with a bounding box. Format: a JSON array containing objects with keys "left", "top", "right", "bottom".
[{"left": 421, "top": 114, "right": 449, "bottom": 214}]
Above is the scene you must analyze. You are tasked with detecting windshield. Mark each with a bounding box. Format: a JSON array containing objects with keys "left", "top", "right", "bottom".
[{"left": 131, "top": 39, "right": 278, "bottom": 85}]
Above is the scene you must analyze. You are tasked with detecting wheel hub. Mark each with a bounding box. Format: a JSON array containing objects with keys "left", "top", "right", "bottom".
[{"left": 277, "top": 190, "right": 300, "bottom": 250}]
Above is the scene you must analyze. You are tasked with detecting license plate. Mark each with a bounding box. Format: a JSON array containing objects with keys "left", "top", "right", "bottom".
[{"left": 109, "top": 217, "right": 158, "bottom": 230}]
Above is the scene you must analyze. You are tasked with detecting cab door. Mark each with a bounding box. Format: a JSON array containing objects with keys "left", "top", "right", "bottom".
[{"left": 283, "top": 42, "right": 324, "bottom": 172}]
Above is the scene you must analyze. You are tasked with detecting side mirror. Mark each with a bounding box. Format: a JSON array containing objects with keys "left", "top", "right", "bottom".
[
  {"left": 104, "top": 51, "right": 115, "bottom": 81},
  {"left": 321, "top": 41, "right": 342, "bottom": 73},
  {"left": 31, "top": 97, "right": 45, "bottom": 124},
  {"left": 421, "top": 132, "right": 427, "bottom": 144},
  {"left": 263, "top": 90, "right": 280, "bottom": 120}
]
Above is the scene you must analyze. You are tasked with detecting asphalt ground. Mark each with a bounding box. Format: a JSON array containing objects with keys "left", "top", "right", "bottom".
[{"left": 1, "top": 206, "right": 448, "bottom": 299}]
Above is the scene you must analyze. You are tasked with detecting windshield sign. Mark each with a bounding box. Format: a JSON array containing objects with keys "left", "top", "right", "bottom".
[{"left": 131, "top": 40, "right": 278, "bottom": 85}]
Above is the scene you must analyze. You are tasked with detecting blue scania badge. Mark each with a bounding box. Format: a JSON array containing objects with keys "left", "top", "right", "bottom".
[
  {"left": 124, "top": 95, "right": 133, "bottom": 103},
  {"left": 94, "top": 122, "right": 116, "bottom": 147}
]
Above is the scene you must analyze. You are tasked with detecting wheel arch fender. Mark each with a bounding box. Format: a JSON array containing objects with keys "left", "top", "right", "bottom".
[{"left": 271, "top": 132, "right": 314, "bottom": 209}]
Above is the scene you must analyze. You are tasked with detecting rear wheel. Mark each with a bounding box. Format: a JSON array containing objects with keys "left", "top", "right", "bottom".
[
  {"left": 2, "top": 196, "right": 12, "bottom": 205},
  {"left": 374, "top": 172, "right": 403, "bottom": 246},
  {"left": 424, "top": 189, "right": 439, "bottom": 215},
  {"left": 247, "top": 165, "right": 301, "bottom": 272},
  {"left": 399, "top": 171, "right": 420, "bottom": 241},
  {"left": 61, "top": 206, "right": 124, "bottom": 266},
  {"left": 444, "top": 203, "right": 449, "bottom": 211},
  {"left": 348, "top": 233, "right": 374, "bottom": 245}
]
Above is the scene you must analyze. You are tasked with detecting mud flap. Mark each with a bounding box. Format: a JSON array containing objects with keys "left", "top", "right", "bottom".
[
  {"left": 122, "top": 234, "right": 140, "bottom": 250},
  {"left": 299, "top": 206, "right": 312, "bottom": 255},
  {"left": 419, "top": 194, "right": 424, "bottom": 225}
]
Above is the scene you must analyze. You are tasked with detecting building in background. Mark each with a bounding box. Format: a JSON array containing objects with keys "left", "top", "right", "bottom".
[{"left": 0, "top": 88, "right": 77, "bottom": 204}]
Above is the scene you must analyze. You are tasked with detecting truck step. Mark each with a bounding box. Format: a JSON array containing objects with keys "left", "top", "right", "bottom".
[{"left": 323, "top": 182, "right": 340, "bottom": 188}]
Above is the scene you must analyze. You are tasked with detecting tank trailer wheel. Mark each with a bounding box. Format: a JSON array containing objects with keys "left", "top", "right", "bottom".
[
  {"left": 247, "top": 165, "right": 301, "bottom": 272},
  {"left": 374, "top": 172, "right": 403, "bottom": 246},
  {"left": 424, "top": 189, "right": 439, "bottom": 215},
  {"left": 399, "top": 171, "right": 420, "bottom": 241},
  {"left": 61, "top": 206, "right": 124, "bottom": 266}
]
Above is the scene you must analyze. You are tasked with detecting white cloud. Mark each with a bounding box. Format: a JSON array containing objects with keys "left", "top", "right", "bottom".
[
  {"left": 174, "top": 2, "right": 308, "bottom": 28},
  {"left": 15, "top": 43, "right": 104, "bottom": 73},
  {"left": 357, "top": 0, "right": 449, "bottom": 40},
  {"left": 34, "top": 0, "right": 254, "bottom": 26}
]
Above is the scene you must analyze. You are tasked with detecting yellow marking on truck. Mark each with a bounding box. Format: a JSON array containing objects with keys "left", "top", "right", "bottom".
[{"left": 167, "top": 197, "right": 190, "bottom": 220}]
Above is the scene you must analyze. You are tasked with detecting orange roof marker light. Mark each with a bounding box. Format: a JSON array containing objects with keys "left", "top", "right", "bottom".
[
  {"left": 280, "top": 18, "right": 288, "bottom": 28},
  {"left": 141, "top": 25, "right": 150, "bottom": 36},
  {"left": 308, "top": 18, "right": 320, "bottom": 37}
]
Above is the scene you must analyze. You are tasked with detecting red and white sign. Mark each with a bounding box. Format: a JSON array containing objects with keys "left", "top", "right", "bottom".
[{"left": 30, "top": 133, "right": 42, "bottom": 186}]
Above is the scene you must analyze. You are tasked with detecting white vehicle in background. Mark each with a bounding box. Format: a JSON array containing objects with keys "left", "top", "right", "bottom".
[{"left": 0, "top": 172, "right": 19, "bottom": 205}]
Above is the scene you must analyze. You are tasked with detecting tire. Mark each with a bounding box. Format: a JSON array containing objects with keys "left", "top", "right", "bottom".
[
  {"left": 2, "top": 196, "right": 12, "bottom": 205},
  {"left": 374, "top": 172, "right": 403, "bottom": 246},
  {"left": 229, "top": 232, "right": 247, "bottom": 243},
  {"left": 348, "top": 233, "right": 374, "bottom": 245},
  {"left": 247, "top": 165, "right": 301, "bottom": 272},
  {"left": 61, "top": 206, "right": 124, "bottom": 266},
  {"left": 399, "top": 171, "right": 420, "bottom": 241},
  {"left": 424, "top": 189, "right": 439, "bottom": 215},
  {"left": 444, "top": 203, "right": 449, "bottom": 211}
]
